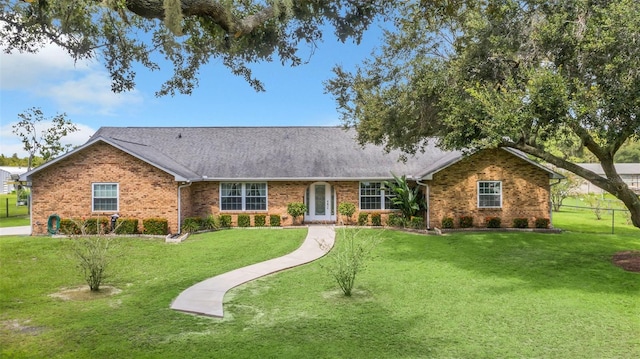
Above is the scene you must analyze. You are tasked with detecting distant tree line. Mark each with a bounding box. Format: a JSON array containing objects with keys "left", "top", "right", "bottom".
[{"left": 0, "top": 154, "right": 42, "bottom": 168}]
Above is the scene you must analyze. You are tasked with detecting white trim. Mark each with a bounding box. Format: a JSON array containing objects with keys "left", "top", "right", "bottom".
[
  {"left": 219, "top": 182, "right": 268, "bottom": 212},
  {"left": 306, "top": 182, "right": 336, "bottom": 222},
  {"left": 477, "top": 180, "right": 502, "bottom": 208},
  {"left": 359, "top": 181, "right": 393, "bottom": 210},
  {"left": 92, "top": 182, "right": 119, "bottom": 212}
]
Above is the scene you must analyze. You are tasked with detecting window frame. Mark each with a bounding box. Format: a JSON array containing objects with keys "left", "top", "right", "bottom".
[
  {"left": 477, "top": 180, "right": 502, "bottom": 208},
  {"left": 359, "top": 181, "right": 394, "bottom": 210},
  {"left": 220, "top": 182, "right": 268, "bottom": 211},
  {"left": 92, "top": 183, "right": 119, "bottom": 212}
]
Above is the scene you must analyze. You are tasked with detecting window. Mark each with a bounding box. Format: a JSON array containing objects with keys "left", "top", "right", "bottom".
[
  {"left": 93, "top": 183, "right": 118, "bottom": 211},
  {"left": 220, "top": 183, "right": 267, "bottom": 211},
  {"left": 360, "top": 182, "right": 394, "bottom": 210},
  {"left": 478, "top": 181, "right": 502, "bottom": 208}
]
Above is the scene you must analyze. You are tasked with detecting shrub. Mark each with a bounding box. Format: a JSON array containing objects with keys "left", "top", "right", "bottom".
[
  {"left": 387, "top": 213, "right": 405, "bottom": 227},
  {"left": 143, "top": 218, "right": 168, "bottom": 235},
  {"left": 459, "top": 216, "right": 473, "bottom": 228},
  {"left": 287, "top": 202, "right": 307, "bottom": 225},
  {"left": 357, "top": 212, "right": 369, "bottom": 226},
  {"left": 115, "top": 218, "right": 138, "bottom": 235},
  {"left": 70, "top": 237, "right": 113, "bottom": 291},
  {"left": 441, "top": 217, "right": 454, "bottom": 229},
  {"left": 321, "top": 228, "right": 382, "bottom": 296},
  {"left": 338, "top": 202, "right": 357, "bottom": 224},
  {"left": 512, "top": 217, "right": 529, "bottom": 228},
  {"left": 535, "top": 218, "right": 550, "bottom": 229},
  {"left": 238, "top": 214, "right": 251, "bottom": 227},
  {"left": 254, "top": 214, "right": 266, "bottom": 227},
  {"left": 486, "top": 216, "right": 501, "bottom": 228},
  {"left": 269, "top": 214, "right": 281, "bottom": 227},
  {"left": 219, "top": 214, "right": 232, "bottom": 228},
  {"left": 181, "top": 217, "right": 201, "bottom": 233},
  {"left": 60, "top": 218, "right": 81, "bottom": 235},
  {"left": 202, "top": 215, "right": 220, "bottom": 230},
  {"left": 408, "top": 216, "right": 424, "bottom": 229},
  {"left": 84, "top": 217, "right": 110, "bottom": 235},
  {"left": 371, "top": 213, "right": 382, "bottom": 226}
]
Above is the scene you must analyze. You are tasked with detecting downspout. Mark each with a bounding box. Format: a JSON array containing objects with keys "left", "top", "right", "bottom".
[
  {"left": 549, "top": 178, "right": 562, "bottom": 228},
  {"left": 416, "top": 179, "right": 430, "bottom": 229},
  {"left": 25, "top": 182, "right": 33, "bottom": 236},
  {"left": 177, "top": 181, "right": 192, "bottom": 234}
]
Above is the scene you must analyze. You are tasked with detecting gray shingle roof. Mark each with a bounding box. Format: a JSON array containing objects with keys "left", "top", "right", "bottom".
[
  {"left": 22, "top": 126, "right": 561, "bottom": 182},
  {"left": 89, "top": 126, "right": 455, "bottom": 181}
]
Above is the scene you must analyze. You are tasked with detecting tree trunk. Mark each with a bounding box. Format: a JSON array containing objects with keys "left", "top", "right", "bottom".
[{"left": 507, "top": 142, "right": 640, "bottom": 229}]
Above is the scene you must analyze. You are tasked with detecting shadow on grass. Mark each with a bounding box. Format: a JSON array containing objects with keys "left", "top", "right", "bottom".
[{"left": 377, "top": 230, "right": 640, "bottom": 295}]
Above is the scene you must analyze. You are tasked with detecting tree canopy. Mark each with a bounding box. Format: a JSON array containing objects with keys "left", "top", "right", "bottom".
[
  {"left": 12, "top": 107, "right": 78, "bottom": 170},
  {"left": 327, "top": 0, "right": 640, "bottom": 228},
  {"left": 0, "top": 0, "right": 392, "bottom": 95}
]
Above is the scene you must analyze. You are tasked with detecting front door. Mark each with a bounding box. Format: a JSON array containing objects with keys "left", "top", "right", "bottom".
[{"left": 306, "top": 182, "right": 335, "bottom": 222}]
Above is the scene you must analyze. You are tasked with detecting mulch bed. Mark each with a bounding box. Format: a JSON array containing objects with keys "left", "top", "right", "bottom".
[{"left": 612, "top": 251, "right": 640, "bottom": 273}]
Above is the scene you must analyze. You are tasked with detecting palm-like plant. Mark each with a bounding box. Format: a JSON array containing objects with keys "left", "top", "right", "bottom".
[{"left": 383, "top": 173, "right": 425, "bottom": 220}]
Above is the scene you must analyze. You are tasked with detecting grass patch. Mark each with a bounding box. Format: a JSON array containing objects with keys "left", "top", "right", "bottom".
[
  {"left": 0, "top": 194, "right": 29, "bottom": 227},
  {"left": 2, "top": 227, "right": 639, "bottom": 358}
]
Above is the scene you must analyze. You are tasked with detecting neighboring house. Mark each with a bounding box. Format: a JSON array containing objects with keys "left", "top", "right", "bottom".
[
  {"left": 0, "top": 166, "right": 27, "bottom": 194},
  {"left": 575, "top": 163, "right": 640, "bottom": 194},
  {"left": 20, "top": 127, "right": 562, "bottom": 235}
]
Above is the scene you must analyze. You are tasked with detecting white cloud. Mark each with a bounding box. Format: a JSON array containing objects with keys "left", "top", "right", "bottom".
[
  {"left": 0, "top": 43, "right": 143, "bottom": 115},
  {"left": 0, "top": 120, "right": 95, "bottom": 157}
]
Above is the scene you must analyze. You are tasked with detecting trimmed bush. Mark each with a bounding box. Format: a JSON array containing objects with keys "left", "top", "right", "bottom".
[
  {"left": 84, "top": 217, "right": 109, "bottom": 235},
  {"left": 238, "top": 214, "right": 251, "bottom": 227},
  {"left": 219, "top": 214, "right": 232, "bottom": 228},
  {"left": 486, "top": 216, "right": 501, "bottom": 228},
  {"left": 386, "top": 213, "right": 404, "bottom": 227},
  {"left": 513, "top": 217, "right": 529, "bottom": 228},
  {"left": 459, "top": 216, "right": 473, "bottom": 228},
  {"left": 254, "top": 214, "right": 266, "bottom": 227},
  {"left": 338, "top": 202, "right": 357, "bottom": 224},
  {"left": 115, "top": 218, "right": 138, "bottom": 235},
  {"left": 441, "top": 217, "right": 454, "bottom": 229},
  {"left": 408, "top": 216, "right": 424, "bottom": 229},
  {"left": 269, "top": 214, "right": 281, "bottom": 227},
  {"left": 535, "top": 218, "right": 550, "bottom": 229},
  {"left": 371, "top": 213, "right": 382, "bottom": 226},
  {"left": 357, "top": 212, "right": 369, "bottom": 226},
  {"left": 143, "top": 218, "right": 168, "bottom": 235},
  {"left": 60, "top": 218, "right": 81, "bottom": 235},
  {"left": 287, "top": 202, "right": 307, "bottom": 225}
]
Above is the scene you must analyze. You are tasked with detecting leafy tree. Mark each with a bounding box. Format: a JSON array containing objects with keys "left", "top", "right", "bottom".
[
  {"left": 0, "top": 0, "right": 393, "bottom": 95},
  {"left": 327, "top": 0, "right": 640, "bottom": 228},
  {"left": 550, "top": 170, "right": 581, "bottom": 212},
  {"left": 615, "top": 140, "right": 640, "bottom": 163},
  {"left": 12, "top": 107, "right": 79, "bottom": 170}
]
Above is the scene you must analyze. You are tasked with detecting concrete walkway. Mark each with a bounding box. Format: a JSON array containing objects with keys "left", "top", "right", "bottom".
[
  {"left": 0, "top": 226, "right": 31, "bottom": 236},
  {"left": 170, "top": 225, "right": 335, "bottom": 317}
]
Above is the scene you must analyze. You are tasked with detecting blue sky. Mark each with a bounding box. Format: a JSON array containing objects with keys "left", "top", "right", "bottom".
[{"left": 0, "top": 25, "right": 384, "bottom": 157}]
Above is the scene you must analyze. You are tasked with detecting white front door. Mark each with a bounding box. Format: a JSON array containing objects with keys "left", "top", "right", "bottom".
[{"left": 306, "top": 182, "right": 335, "bottom": 222}]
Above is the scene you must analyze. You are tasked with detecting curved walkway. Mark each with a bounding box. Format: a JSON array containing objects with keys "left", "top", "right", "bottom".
[{"left": 170, "top": 225, "right": 335, "bottom": 317}]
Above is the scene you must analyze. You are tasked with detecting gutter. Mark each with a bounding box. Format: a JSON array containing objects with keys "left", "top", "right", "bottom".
[{"left": 177, "top": 181, "right": 192, "bottom": 234}]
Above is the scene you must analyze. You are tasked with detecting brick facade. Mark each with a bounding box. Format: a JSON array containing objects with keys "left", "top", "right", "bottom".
[
  {"left": 30, "top": 142, "right": 179, "bottom": 235},
  {"left": 28, "top": 143, "right": 552, "bottom": 234},
  {"left": 427, "top": 149, "right": 551, "bottom": 229}
]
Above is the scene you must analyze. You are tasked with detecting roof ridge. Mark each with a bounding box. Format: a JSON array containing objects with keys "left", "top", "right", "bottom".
[{"left": 108, "top": 137, "right": 149, "bottom": 147}]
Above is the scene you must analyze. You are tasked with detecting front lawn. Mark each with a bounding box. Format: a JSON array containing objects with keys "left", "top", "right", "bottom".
[{"left": 1, "top": 228, "right": 638, "bottom": 358}]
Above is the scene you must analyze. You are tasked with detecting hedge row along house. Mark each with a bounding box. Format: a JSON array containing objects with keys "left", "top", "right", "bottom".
[{"left": 20, "top": 127, "right": 562, "bottom": 235}]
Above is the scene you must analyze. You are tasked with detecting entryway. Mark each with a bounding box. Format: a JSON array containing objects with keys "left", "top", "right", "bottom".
[{"left": 305, "top": 182, "right": 336, "bottom": 222}]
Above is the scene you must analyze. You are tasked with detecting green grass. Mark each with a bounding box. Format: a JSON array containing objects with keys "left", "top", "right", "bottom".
[
  {"left": 1, "top": 227, "right": 638, "bottom": 358},
  {"left": 0, "top": 194, "right": 29, "bottom": 227}
]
